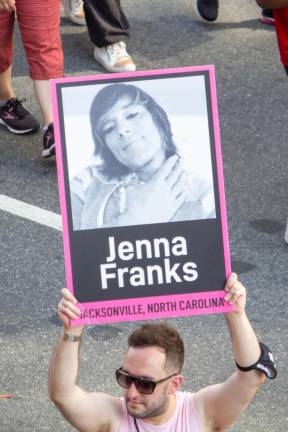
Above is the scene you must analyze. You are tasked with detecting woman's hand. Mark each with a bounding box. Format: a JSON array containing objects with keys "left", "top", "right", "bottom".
[
  {"left": 58, "top": 288, "right": 83, "bottom": 335},
  {"left": 124, "top": 155, "right": 187, "bottom": 224},
  {"left": 0, "top": 0, "right": 16, "bottom": 12}
]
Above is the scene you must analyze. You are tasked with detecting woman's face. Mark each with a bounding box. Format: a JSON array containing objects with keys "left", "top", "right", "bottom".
[{"left": 100, "top": 96, "right": 165, "bottom": 171}]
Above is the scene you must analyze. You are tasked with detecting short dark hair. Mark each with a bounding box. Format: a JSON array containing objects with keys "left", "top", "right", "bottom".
[
  {"left": 89, "top": 84, "right": 177, "bottom": 178},
  {"left": 127, "top": 322, "right": 184, "bottom": 373}
]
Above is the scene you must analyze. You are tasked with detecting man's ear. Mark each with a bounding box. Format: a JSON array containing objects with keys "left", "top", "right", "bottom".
[{"left": 168, "top": 375, "right": 183, "bottom": 394}]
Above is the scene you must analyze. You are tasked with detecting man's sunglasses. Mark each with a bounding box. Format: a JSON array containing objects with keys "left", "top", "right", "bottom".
[{"left": 115, "top": 368, "right": 177, "bottom": 395}]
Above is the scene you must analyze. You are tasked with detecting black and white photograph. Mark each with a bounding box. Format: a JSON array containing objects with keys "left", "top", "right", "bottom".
[{"left": 60, "top": 73, "right": 217, "bottom": 230}]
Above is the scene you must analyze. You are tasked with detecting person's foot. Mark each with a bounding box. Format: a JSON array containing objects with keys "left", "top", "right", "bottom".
[
  {"left": 42, "top": 123, "right": 55, "bottom": 158},
  {"left": 93, "top": 42, "right": 136, "bottom": 73},
  {"left": 260, "top": 9, "right": 275, "bottom": 25},
  {"left": 0, "top": 98, "right": 40, "bottom": 134},
  {"left": 195, "top": 0, "right": 219, "bottom": 22},
  {"left": 63, "top": 0, "right": 86, "bottom": 26}
]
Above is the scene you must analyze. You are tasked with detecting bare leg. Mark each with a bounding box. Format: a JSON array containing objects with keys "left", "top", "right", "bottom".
[
  {"left": 33, "top": 80, "right": 53, "bottom": 127},
  {"left": 0, "top": 65, "right": 15, "bottom": 100}
]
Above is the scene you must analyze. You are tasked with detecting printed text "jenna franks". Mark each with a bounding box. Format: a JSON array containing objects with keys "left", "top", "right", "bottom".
[{"left": 100, "top": 236, "right": 198, "bottom": 289}]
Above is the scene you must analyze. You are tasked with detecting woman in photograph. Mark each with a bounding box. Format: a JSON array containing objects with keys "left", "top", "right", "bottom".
[{"left": 70, "top": 83, "right": 215, "bottom": 230}]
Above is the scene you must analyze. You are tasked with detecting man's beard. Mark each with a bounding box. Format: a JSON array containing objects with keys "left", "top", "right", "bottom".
[{"left": 125, "top": 391, "right": 169, "bottom": 419}]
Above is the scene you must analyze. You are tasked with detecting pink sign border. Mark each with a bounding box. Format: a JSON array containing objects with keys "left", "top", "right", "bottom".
[{"left": 51, "top": 65, "right": 232, "bottom": 326}]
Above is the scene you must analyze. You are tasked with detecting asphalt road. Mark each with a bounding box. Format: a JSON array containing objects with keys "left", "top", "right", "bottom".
[{"left": 0, "top": 1, "right": 287, "bottom": 431}]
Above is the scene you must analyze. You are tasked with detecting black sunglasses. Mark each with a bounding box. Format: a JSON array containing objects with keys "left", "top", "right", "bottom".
[{"left": 115, "top": 368, "right": 177, "bottom": 394}]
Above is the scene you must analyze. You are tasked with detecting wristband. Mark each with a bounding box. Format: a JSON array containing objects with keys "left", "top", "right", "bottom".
[
  {"left": 63, "top": 332, "right": 82, "bottom": 342},
  {"left": 235, "top": 342, "right": 277, "bottom": 379}
]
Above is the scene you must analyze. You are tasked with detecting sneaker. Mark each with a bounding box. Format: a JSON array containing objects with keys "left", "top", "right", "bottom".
[
  {"left": 195, "top": 0, "right": 219, "bottom": 22},
  {"left": 63, "top": 0, "right": 86, "bottom": 26},
  {"left": 42, "top": 123, "right": 55, "bottom": 158},
  {"left": 0, "top": 98, "right": 40, "bottom": 134},
  {"left": 93, "top": 42, "right": 136, "bottom": 73},
  {"left": 260, "top": 9, "right": 275, "bottom": 25}
]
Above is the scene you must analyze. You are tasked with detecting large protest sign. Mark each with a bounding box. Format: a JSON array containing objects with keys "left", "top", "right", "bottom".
[{"left": 52, "top": 66, "right": 232, "bottom": 325}]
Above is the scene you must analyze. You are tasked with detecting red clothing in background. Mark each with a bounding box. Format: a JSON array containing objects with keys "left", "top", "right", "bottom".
[
  {"left": 274, "top": 7, "right": 288, "bottom": 66},
  {"left": 0, "top": 0, "right": 63, "bottom": 80}
]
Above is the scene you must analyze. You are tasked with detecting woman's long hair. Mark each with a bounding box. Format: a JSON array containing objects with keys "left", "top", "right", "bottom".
[{"left": 90, "top": 84, "right": 177, "bottom": 178}]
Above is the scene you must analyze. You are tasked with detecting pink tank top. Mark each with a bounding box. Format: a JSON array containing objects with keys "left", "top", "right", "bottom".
[{"left": 117, "top": 391, "right": 201, "bottom": 432}]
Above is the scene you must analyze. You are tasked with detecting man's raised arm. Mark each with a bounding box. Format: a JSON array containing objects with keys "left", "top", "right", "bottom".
[
  {"left": 194, "top": 273, "right": 275, "bottom": 431},
  {"left": 48, "top": 289, "right": 121, "bottom": 432}
]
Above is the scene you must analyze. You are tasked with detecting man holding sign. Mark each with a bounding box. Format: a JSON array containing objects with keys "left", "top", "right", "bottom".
[{"left": 48, "top": 273, "right": 276, "bottom": 431}]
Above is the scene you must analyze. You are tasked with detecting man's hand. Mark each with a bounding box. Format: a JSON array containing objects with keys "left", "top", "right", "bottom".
[
  {"left": 224, "top": 273, "right": 246, "bottom": 315},
  {"left": 58, "top": 288, "right": 83, "bottom": 335},
  {"left": 0, "top": 0, "right": 16, "bottom": 12}
]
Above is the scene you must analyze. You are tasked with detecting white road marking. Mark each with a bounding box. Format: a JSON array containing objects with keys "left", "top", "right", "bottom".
[{"left": 0, "top": 194, "right": 62, "bottom": 231}]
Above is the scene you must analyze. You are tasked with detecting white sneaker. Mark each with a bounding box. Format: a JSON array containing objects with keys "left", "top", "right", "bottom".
[
  {"left": 93, "top": 42, "right": 136, "bottom": 73},
  {"left": 63, "top": 0, "right": 86, "bottom": 26},
  {"left": 284, "top": 218, "right": 288, "bottom": 244}
]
